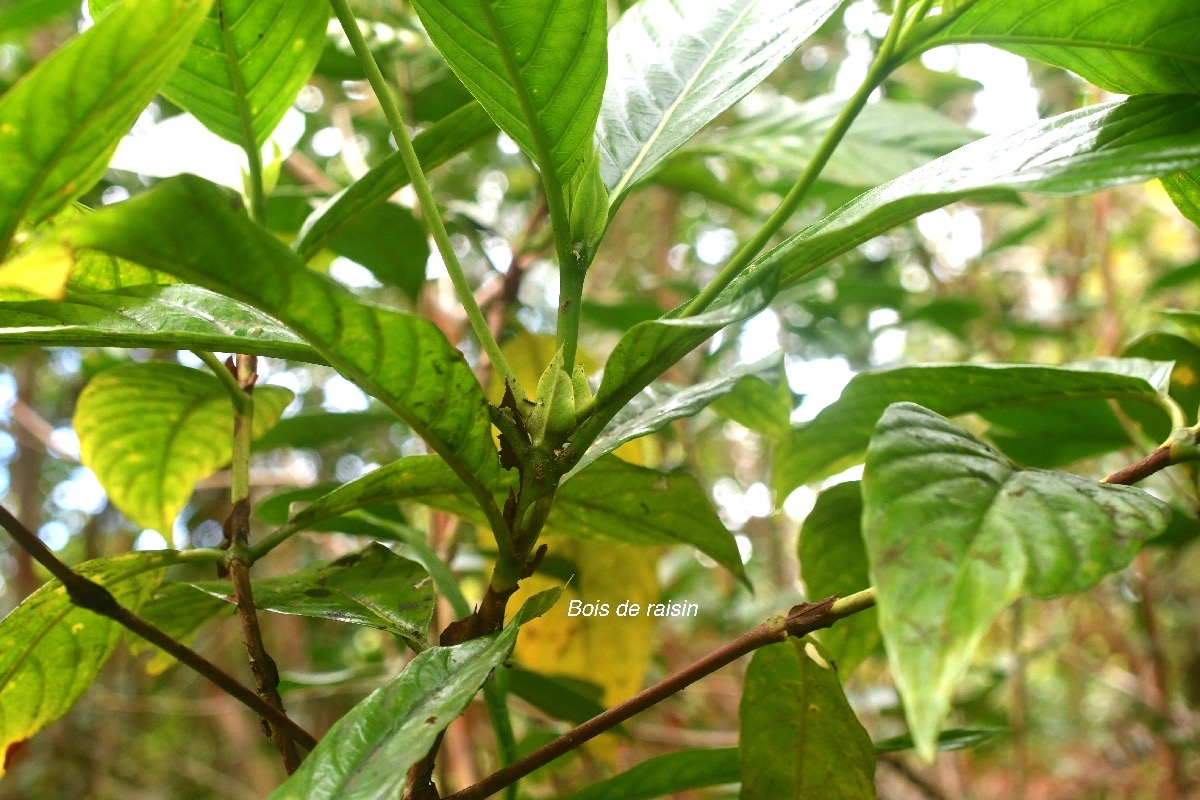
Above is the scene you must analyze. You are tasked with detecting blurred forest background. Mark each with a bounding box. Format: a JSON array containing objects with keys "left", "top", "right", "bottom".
[{"left": 0, "top": 1, "right": 1197, "bottom": 798}]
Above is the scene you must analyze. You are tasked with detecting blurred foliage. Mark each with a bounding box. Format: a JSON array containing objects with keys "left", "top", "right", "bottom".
[{"left": 0, "top": 1, "right": 1198, "bottom": 798}]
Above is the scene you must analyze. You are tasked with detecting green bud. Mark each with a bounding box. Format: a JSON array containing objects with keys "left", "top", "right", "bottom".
[
  {"left": 527, "top": 349, "right": 576, "bottom": 446},
  {"left": 571, "top": 364, "right": 592, "bottom": 409},
  {"left": 566, "top": 146, "right": 609, "bottom": 255}
]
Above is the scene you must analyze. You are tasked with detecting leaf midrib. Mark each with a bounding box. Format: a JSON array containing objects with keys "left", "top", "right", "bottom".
[{"left": 608, "top": 0, "right": 756, "bottom": 201}]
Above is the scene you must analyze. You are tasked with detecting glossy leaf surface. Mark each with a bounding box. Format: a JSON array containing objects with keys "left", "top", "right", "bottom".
[
  {"left": 74, "top": 362, "right": 292, "bottom": 532},
  {"left": 863, "top": 403, "right": 1168, "bottom": 759},
  {"left": 0, "top": 0, "right": 210, "bottom": 256},
  {"left": 761, "top": 95, "right": 1200, "bottom": 288},
  {"left": 775, "top": 360, "right": 1174, "bottom": 496},
  {"left": 0, "top": 284, "right": 319, "bottom": 361},
  {"left": 409, "top": 0, "right": 607, "bottom": 195},
  {"left": 917, "top": 0, "right": 1200, "bottom": 94},
  {"left": 53, "top": 175, "right": 499, "bottom": 503},
  {"left": 566, "top": 354, "right": 781, "bottom": 479},
  {"left": 599, "top": 0, "right": 842, "bottom": 203},
  {"left": 549, "top": 457, "right": 747, "bottom": 585},
  {"left": 192, "top": 544, "right": 434, "bottom": 644},
  {"left": 739, "top": 639, "right": 876, "bottom": 799},
  {"left": 288, "top": 454, "right": 747, "bottom": 584},
  {"left": 797, "top": 481, "right": 879, "bottom": 676},
  {"left": 0, "top": 552, "right": 174, "bottom": 772},
  {"left": 266, "top": 600, "right": 542, "bottom": 800},
  {"left": 577, "top": 259, "right": 781, "bottom": 452}
]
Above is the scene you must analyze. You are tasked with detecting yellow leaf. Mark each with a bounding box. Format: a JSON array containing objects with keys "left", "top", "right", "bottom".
[{"left": 0, "top": 243, "right": 72, "bottom": 298}]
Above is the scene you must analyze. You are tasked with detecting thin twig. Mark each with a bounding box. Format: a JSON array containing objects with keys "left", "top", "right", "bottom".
[
  {"left": 1103, "top": 445, "right": 1172, "bottom": 485},
  {"left": 0, "top": 503, "right": 317, "bottom": 751},
  {"left": 327, "top": 0, "right": 515, "bottom": 390},
  {"left": 444, "top": 590, "right": 875, "bottom": 800},
  {"left": 224, "top": 354, "right": 302, "bottom": 772}
]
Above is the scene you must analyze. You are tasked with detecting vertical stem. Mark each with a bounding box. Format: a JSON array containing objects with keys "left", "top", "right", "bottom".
[
  {"left": 681, "top": 0, "right": 914, "bottom": 316},
  {"left": 225, "top": 354, "right": 302, "bottom": 773},
  {"left": 9, "top": 353, "right": 44, "bottom": 599},
  {"left": 328, "top": 0, "right": 515, "bottom": 391},
  {"left": 556, "top": 254, "right": 585, "bottom": 371}
]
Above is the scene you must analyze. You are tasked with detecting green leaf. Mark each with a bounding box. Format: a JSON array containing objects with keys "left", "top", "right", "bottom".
[
  {"left": 0, "top": 0, "right": 211, "bottom": 257},
  {"left": 548, "top": 457, "right": 747, "bottom": 585},
  {"left": 648, "top": 156, "right": 761, "bottom": 216},
  {"left": 710, "top": 371, "right": 794, "bottom": 438},
  {"left": 92, "top": 0, "right": 328, "bottom": 146},
  {"left": 914, "top": 0, "right": 1200, "bottom": 94},
  {"left": 74, "top": 362, "right": 293, "bottom": 532},
  {"left": 692, "top": 97, "right": 979, "bottom": 188},
  {"left": 575, "top": 257, "right": 781, "bottom": 454},
  {"left": 598, "top": 0, "right": 843, "bottom": 204},
  {"left": 327, "top": 202, "right": 430, "bottom": 301},
  {"left": 567, "top": 354, "right": 782, "bottom": 479},
  {"left": 562, "top": 748, "right": 740, "bottom": 800},
  {"left": 252, "top": 410, "right": 394, "bottom": 452},
  {"left": 1162, "top": 170, "right": 1200, "bottom": 229},
  {"left": 409, "top": 0, "right": 607, "bottom": 198},
  {"left": 128, "top": 582, "right": 232, "bottom": 675},
  {"left": 760, "top": 95, "right": 1200, "bottom": 288},
  {"left": 797, "top": 482, "right": 879, "bottom": 677},
  {"left": 0, "top": 0, "right": 77, "bottom": 39},
  {"left": 0, "top": 552, "right": 175, "bottom": 770},
  {"left": 51, "top": 175, "right": 500, "bottom": 506},
  {"left": 266, "top": 619, "right": 524, "bottom": 799},
  {"left": 739, "top": 638, "right": 876, "bottom": 799},
  {"left": 774, "top": 360, "right": 1176, "bottom": 497},
  {"left": 281, "top": 454, "right": 748, "bottom": 583},
  {"left": 294, "top": 103, "right": 496, "bottom": 261},
  {"left": 0, "top": 284, "right": 320, "bottom": 361},
  {"left": 286, "top": 456, "right": 481, "bottom": 529},
  {"left": 979, "top": 401, "right": 1141, "bottom": 469},
  {"left": 862, "top": 403, "right": 1169, "bottom": 760},
  {"left": 873, "top": 728, "right": 1005, "bottom": 755},
  {"left": 507, "top": 668, "right": 607, "bottom": 727},
  {"left": 192, "top": 544, "right": 434, "bottom": 645}
]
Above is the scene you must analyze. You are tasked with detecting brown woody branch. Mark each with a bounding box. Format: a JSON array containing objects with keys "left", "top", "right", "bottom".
[
  {"left": 443, "top": 590, "right": 876, "bottom": 800},
  {"left": 224, "top": 354, "right": 302, "bottom": 772},
  {"left": 1103, "top": 445, "right": 1172, "bottom": 485},
  {"left": 0, "top": 503, "right": 318, "bottom": 752}
]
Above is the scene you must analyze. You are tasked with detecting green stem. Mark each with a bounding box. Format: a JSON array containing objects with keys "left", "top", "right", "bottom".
[
  {"left": 469, "top": 0, "right": 582, "bottom": 372},
  {"left": 194, "top": 351, "right": 248, "bottom": 414},
  {"left": 231, "top": 356, "right": 255, "bottom": 506},
  {"left": 557, "top": 255, "right": 586, "bottom": 372},
  {"left": 680, "top": 0, "right": 915, "bottom": 316},
  {"left": 216, "top": 0, "right": 265, "bottom": 224},
  {"left": 328, "top": 0, "right": 516, "bottom": 391}
]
